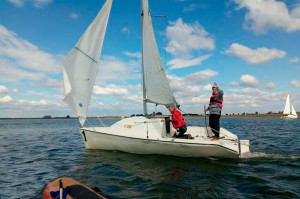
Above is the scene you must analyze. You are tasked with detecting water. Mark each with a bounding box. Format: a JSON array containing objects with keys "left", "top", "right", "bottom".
[{"left": 0, "top": 117, "right": 299, "bottom": 199}]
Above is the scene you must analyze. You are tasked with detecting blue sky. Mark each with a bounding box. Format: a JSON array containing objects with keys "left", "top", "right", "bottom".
[{"left": 0, "top": 0, "right": 300, "bottom": 118}]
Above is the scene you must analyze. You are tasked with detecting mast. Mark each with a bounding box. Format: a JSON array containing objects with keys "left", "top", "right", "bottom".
[{"left": 141, "top": 0, "right": 147, "bottom": 116}]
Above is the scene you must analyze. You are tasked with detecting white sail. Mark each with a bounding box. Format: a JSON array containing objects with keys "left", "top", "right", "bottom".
[
  {"left": 291, "top": 105, "right": 297, "bottom": 116},
  {"left": 283, "top": 94, "right": 290, "bottom": 114},
  {"left": 141, "top": 0, "right": 177, "bottom": 107},
  {"left": 63, "top": 0, "right": 113, "bottom": 126}
]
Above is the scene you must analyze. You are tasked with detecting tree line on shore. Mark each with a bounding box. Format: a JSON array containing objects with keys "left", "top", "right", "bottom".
[{"left": 40, "top": 110, "right": 299, "bottom": 119}]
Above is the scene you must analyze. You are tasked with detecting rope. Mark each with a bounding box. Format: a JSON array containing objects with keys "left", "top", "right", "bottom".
[
  {"left": 96, "top": 116, "right": 106, "bottom": 127},
  {"left": 84, "top": 117, "right": 96, "bottom": 132}
]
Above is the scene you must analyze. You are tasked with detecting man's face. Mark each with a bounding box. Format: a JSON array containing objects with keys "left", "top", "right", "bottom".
[
  {"left": 168, "top": 107, "right": 174, "bottom": 112},
  {"left": 212, "top": 87, "right": 217, "bottom": 94}
]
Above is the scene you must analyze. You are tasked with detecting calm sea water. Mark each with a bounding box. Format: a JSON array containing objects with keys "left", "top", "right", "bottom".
[{"left": 0, "top": 117, "right": 299, "bottom": 199}]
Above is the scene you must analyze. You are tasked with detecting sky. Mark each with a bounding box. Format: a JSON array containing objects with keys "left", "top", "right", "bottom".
[{"left": 0, "top": 0, "right": 300, "bottom": 118}]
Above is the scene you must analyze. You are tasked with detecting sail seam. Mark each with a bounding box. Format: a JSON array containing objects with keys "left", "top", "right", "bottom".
[{"left": 74, "top": 47, "right": 98, "bottom": 63}]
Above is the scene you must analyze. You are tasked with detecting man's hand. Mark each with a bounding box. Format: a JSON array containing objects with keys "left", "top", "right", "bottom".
[
  {"left": 204, "top": 108, "right": 207, "bottom": 112},
  {"left": 214, "top": 82, "right": 218, "bottom": 88}
]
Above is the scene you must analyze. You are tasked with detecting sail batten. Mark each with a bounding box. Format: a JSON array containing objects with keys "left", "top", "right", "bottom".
[
  {"left": 74, "top": 47, "right": 98, "bottom": 63},
  {"left": 63, "top": 0, "right": 113, "bottom": 126}
]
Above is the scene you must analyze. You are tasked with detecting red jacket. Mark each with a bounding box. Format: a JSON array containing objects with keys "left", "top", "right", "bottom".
[{"left": 171, "top": 108, "right": 186, "bottom": 129}]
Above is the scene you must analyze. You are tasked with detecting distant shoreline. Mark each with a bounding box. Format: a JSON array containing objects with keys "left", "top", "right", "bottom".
[{"left": 0, "top": 113, "right": 298, "bottom": 120}]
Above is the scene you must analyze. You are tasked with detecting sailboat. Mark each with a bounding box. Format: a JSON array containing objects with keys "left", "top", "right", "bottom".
[
  {"left": 63, "top": 0, "right": 250, "bottom": 158},
  {"left": 282, "top": 94, "right": 298, "bottom": 119}
]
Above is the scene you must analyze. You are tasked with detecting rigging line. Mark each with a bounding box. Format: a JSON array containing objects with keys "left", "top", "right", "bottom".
[
  {"left": 74, "top": 47, "right": 98, "bottom": 63},
  {"left": 84, "top": 118, "right": 96, "bottom": 132},
  {"left": 96, "top": 116, "right": 106, "bottom": 127},
  {"left": 164, "top": 15, "right": 167, "bottom": 70},
  {"left": 98, "top": 99, "right": 127, "bottom": 116},
  {"left": 151, "top": 14, "right": 167, "bottom": 69}
]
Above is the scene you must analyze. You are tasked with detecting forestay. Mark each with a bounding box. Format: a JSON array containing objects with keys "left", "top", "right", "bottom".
[
  {"left": 141, "top": 0, "right": 177, "bottom": 106},
  {"left": 63, "top": 0, "right": 113, "bottom": 126}
]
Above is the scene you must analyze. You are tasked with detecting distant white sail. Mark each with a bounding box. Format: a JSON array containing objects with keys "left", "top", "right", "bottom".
[
  {"left": 63, "top": 0, "right": 113, "bottom": 126},
  {"left": 283, "top": 94, "right": 290, "bottom": 114},
  {"left": 291, "top": 105, "right": 297, "bottom": 116},
  {"left": 141, "top": 0, "right": 177, "bottom": 106}
]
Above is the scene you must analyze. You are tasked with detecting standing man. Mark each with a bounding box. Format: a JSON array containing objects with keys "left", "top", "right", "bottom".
[
  {"left": 204, "top": 82, "right": 224, "bottom": 141},
  {"left": 168, "top": 106, "right": 187, "bottom": 138}
]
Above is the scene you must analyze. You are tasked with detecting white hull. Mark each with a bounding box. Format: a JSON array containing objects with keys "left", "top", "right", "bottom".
[
  {"left": 282, "top": 114, "right": 298, "bottom": 119},
  {"left": 80, "top": 117, "right": 250, "bottom": 158}
]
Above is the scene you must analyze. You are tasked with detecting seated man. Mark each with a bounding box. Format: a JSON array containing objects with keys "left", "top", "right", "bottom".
[{"left": 168, "top": 106, "right": 188, "bottom": 138}]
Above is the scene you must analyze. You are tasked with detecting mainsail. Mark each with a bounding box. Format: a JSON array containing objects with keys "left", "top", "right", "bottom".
[
  {"left": 63, "top": 0, "right": 113, "bottom": 126},
  {"left": 283, "top": 94, "right": 290, "bottom": 114},
  {"left": 141, "top": 0, "right": 177, "bottom": 112}
]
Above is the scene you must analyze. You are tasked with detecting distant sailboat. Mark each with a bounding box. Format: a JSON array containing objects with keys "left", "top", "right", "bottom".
[
  {"left": 63, "top": 0, "right": 250, "bottom": 158},
  {"left": 283, "top": 94, "right": 298, "bottom": 119}
]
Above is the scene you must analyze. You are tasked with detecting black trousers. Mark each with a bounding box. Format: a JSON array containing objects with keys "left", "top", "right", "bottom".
[
  {"left": 209, "top": 114, "right": 220, "bottom": 138},
  {"left": 174, "top": 125, "right": 187, "bottom": 138}
]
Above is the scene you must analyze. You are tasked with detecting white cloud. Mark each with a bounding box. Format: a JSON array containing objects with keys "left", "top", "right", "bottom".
[
  {"left": 167, "top": 54, "right": 212, "bottom": 69},
  {"left": 225, "top": 43, "right": 286, "bottom": 64},
  {"left": 233, "top": 0, "right": 300, "bottom": 34},
  {"left": 96, "top": 56, "right": 140, "bottom": 84},
  {"left": 183, "top": 3, "right": 207, "bottom": 12},
  {"left": 0, "top": 95, "right": 12, "bottom": 102},
  {"left": 201, "top": 84, "right": 213, "bottom": 91},
  {"left": 33, "top": 77, "right": 62, "bottom": 88},
  {"left": 165, "top": 70, "right": 217, "bottom": 100},
  {"left": 1, "top": 97, "right": 63, "bottom": 109},
  {"left": 289, "top": 57, "right": 299, "bottom": 63},
  {"left": 291, "top": 80, "right": 300, "bottom": 87},
  {"left": 230, "top": 81, "right": 239, "bottom": 86},
  {"left": 240, "top": 74, "right": 259, "bottom": 87},
  {"left": 124, "top": 51, "right": 141, "bottom": 59},
  {"left": 119, "top": 94, "right": 141, "bottom": 103},
  {"left": 122, "top": 27, "right": 130, "bottom": 34},
  {"left": 168, "top": 75, "right": 201, "bottom": 98},
  {"left": 7, "top": 0, "right": 52, "bottom": 8},
  {"left": 0, "top": 25, "right": 62, "bottom": 75},
  {"left": 12, "top": 88, "right": 19, "bottom": 93},
  {"left": 93, "top": 84, "right": 130, "bottom": 96},
  {"left": 0, "top": 59, "right": 46, "bottom": 82},
  {"left": 26, "top": 90, "right": 49, "bottom": 98},
  {"left": 7, "top": 0, "right": 24, "bottom": 7},
  {"left": 0, "top": 85, "right": 9, "bottom": 94},
  {"left": 262, "top": 82, "right": 276, "bottom": 89},
  {"left": 32, "top": 0, "right": 52, "bottom": 8},
  {"left": 93, "top": 84, "right": 141, "bottom": 103},
  {"left": 166, "top": 18, "right": 215, "bottom": 56},
  {"left": 229, "top": 87, "right": 264, "bottom": 95},
  {"left": 183, "top": 69, "right": 218, "bottom": 84},
  {"left": 221, "top": 90, "right": 294, "bottom": 113},
  {"left": 70, "top": 13, "right": 79, "bottom": 20}
]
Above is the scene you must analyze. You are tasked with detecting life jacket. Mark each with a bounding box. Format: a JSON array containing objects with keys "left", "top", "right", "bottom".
[
  {"left": 171, "top": 108, "right": 187, "bottom": 129},
  {"left": 209, "top": 94, "right": 223, "bottom": 108}
]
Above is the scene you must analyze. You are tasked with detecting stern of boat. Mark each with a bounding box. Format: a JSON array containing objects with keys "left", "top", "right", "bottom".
[{"left": 240, "top": 140, "right": 250, "bottom": 154}]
